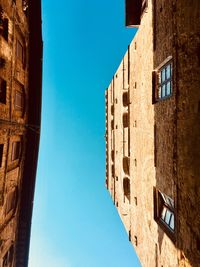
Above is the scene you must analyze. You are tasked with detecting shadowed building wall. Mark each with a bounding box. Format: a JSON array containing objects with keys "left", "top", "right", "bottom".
[{"left": 0, "top": 1, "right": 42, "bottom": 267}]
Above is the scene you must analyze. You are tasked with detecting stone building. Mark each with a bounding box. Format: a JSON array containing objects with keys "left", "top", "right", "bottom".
[
  {"left": 105, "top": 0, "right": 200, "bottom": 266},
  {"left": 0, "top": 1, "right": 42, "bottom": 267}
]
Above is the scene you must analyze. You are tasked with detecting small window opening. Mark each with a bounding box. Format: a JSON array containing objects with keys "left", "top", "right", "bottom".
[
  {"left": 0, "top": 144, "right": 3, "bottom": 167},
  {"left": 123, "top": 113, "right": 129, "bottom": 128},
  {"left": 134, "top": 158, "right": 137, "bottom": 166},
  {"left": 11, "top": 141, "right": 20, "bottom": 161},
  {"left": 123, "top": 156, "right": 130, "bottom": 175},
  {"left": 15, "top": 90, "right": 24, "bottom": 112},
  {"left": 123, "top": 92, "right": 129, "bottom": 107},
  {"left": 16, "top": 40, "right": 24, "bottom": 63},
  {"left": 123, "top": 177, "right": 130, "bottom": 202},
  {"left": 128, "top": 230, "right": 131, "bottom": 241},
  {"left": 5, "top": 187, "right": 18, "bottom": 215},
  {"left": 0, "top": 78, "right": 6, "bottom": 104},
  {"left": 111, "top": 119, "right": 114, "bottom": 130},
  {"left": 134, "top": 236, "right": 138, "bottom": 246},
  {"left": 134, "top": 197, "right": 137, "bottom": 205}
]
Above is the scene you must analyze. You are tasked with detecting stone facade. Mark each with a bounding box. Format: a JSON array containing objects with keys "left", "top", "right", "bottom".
[
  {"left": 0, "top": 1, "right": 42, "bottom": 267},
  {"left": 105, "top": 1, "right": 200, "bottom": 266}
]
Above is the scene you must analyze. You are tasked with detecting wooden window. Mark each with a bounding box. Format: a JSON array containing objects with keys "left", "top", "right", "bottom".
[
  {"left": 3, "top": 245, "right": 14, "bottom": 267},
  {"left": 123, "top": 177, "right": 130, "bottom": 202},
  {"left": 11, "top": 141, "right": 20, "bottom": 161},
  {"left": 0, "top": 78, "right": 6, "bottom": 104},
  {"left": 16, "top": 40, "right": 24, "bottom": 63},
  {"left": 154, "top": 188, "right": 175, "bottom": 239},
  {"left": 5, "top": 187, "right": 18, "bottom": 215},
  {"left": 0, "top": 144, "right": 3, "bottom": 167},
  {"left": 15, "top": 90, "right": 24, "bottom": 111}
]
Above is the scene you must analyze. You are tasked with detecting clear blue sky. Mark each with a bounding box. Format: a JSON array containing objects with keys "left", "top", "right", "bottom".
[{"left": 29, "top": 0, "right": 141, "bottom": 266}]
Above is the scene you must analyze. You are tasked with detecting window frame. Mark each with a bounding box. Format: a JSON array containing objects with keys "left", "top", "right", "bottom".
[
  {"left": 158, "top": 61, "right": 173, "bottom": 99},
  {"left": 154, "top": 188, "right": 176, "bottom": 241},
  {"left": 11, "top": 141, "right": 20, "bottom": 161},
  {"left": 5, "top": 187, "right": 18, "bottom": 216},
  {"left": 153, "top": 58, "right": 173, "bottom": 103}
]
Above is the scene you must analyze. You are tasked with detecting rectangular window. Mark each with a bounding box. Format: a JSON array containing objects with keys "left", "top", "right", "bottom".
[
  {"left": 5, "top": 187, "right": 17, "bottom": 215},
  {"left": 15, "top": 90, "right": 24, "bottom": 111},
  {"left": 154, "top": 188, "right": 175, "bottom": 240},
  {"left": 0, "top": 78, "right": 6, "bottom": 104},
  {"left": 11, "top": 141, "right": 20, "bottom": 161},
  {"left": 158, "top": 62, "right": 172, "bottom": 99},
  {"left": 16, "top": 40, "right": 24, "bottom": 63},
  {"left": 0, "top": 144, "right": 3, "bottom": 167},
  {"left": 153, "top": 61, "right": 173, "bottom": 102}
]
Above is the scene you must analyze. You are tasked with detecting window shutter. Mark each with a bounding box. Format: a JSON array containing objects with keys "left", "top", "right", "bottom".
[
  {"left": 15, "top": 91, "right": 24, "bottom": 111},
  {"left": 5, "top": 187, "right": 17, "bottom": 215},
  {"left": 125, "top": 0, "right": 142, "bottom": 27},
  {"left": 11, "top": 141, "right": 20, "bottom": 161},
  {"left": 152, "top": 71, "right": 158, "bottom": 103},
  {"left": 0, "top": 144, "right": 3, "bottom": 167}
]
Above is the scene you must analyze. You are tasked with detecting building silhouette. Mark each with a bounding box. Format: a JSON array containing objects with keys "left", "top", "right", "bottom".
[
  {"left": 105, "top": 1, "right": 200, "bottom": 266},
  {"left": 0, "top": 1, "right": 42, "bottom": 266}
]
